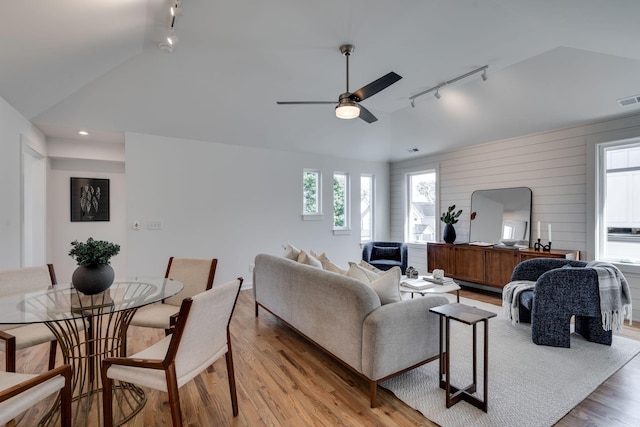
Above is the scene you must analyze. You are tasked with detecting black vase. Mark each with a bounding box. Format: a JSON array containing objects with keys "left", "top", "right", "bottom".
[
  {"left": 443, "top": 224, "right": 456, "bottom": 244},
  {"left": 72, "top": 265, "right": 114, "bottom": 295}
]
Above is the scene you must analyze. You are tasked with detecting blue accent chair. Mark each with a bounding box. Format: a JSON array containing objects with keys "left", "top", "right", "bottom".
[
  {"left": 362, "top": 242, "right": 408, "bottom": 274},
  {"left": 511, "top": 258, "right": 612, "bottom": 348}
]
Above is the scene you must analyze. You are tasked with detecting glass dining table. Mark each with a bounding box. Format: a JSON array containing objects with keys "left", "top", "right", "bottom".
[{"left": 0, "top": 277, "right": 183, "bottom": 426}]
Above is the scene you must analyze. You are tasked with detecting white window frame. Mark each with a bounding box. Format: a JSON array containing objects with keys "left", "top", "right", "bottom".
[
  {"left": 302, "top": 169, "right": 322, "bottom": 221},
  {"left": 333, "top": 172, "right": 351, "bottom": 234},
  {"left": 406, "top": 170, "right": 437, "bottom": 244},
  {"left": 360, "top": 174, "right": 375, "bottom": 242},
  {"left": 596, "top": 138, "right": 640, "bottom": 265}
]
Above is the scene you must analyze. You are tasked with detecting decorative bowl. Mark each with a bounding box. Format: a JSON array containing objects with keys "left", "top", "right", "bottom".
[{"left": 500, "top": 239, "right": 518, "bottom": 247}]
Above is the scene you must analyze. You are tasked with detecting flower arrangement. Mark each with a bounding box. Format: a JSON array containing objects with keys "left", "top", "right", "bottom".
[
  {"left": 440, "top": 205, "right": 462, "bottom": 225},
  {"left": 69, "top": 238, "right": 120, "bottom": 267}
]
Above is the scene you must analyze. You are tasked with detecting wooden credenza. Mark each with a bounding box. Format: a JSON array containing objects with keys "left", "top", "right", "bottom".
[{"left": 426, "top": 242, "right": 579, "bottom": 290}]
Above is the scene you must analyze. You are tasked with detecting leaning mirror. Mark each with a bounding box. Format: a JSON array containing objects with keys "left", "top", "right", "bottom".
[{"left": 468, "top": 187, "right": 532, "bottom": 247}]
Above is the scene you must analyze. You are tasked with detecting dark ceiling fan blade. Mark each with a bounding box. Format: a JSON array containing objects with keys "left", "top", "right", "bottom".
[
  {"left": 276, "top": 101, "right": 336, "bottom": 105},
  {"left": 351, "top": 72, "right": 402, "bottom": 102},
  {"left": 358, "top": 104, "right": 378, "bottom": 123}
]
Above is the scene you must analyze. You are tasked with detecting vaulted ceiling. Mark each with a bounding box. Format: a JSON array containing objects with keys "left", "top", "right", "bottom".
[{"left": 3, "top": 1, "right": 640, "bottom": 161}]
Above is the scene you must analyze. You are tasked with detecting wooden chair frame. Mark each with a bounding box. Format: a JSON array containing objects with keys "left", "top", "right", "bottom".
[
  {"left": 102, "top": 278, "right": 242, "bottom": 427},
  {"left": 0, "top": 364, "right": 72, "bottom": 426}
]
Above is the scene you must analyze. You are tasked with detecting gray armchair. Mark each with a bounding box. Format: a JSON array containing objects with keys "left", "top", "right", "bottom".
[
  {"left": 512, "top": 258, "right": 612, "bottom": 348},
  {"left": 362, "top": 242, "right": 408, "bottom": 274}
]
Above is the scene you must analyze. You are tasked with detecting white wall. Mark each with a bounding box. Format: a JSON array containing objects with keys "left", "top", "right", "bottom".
[
  {"left": 0, "top": 96, "right": 47, "bottom": 269},
  {"left": 125, "top": 132, "right": 390, "bottom": 286},
  {"left": 391, "top": 112, "right": 640, "bottom": 320}
]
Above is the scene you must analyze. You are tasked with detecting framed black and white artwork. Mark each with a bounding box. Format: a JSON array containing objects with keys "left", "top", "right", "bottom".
[{"left": 70, "top": 177, "right": 110, "bottom": 222}]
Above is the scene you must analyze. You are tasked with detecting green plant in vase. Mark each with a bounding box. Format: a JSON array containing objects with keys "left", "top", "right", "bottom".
[
  {"left": 440, "top": 205, "right": 462, "bottom": 243},
  {"left": 69, "top": 238, "right": 120, "bottom": 295}
]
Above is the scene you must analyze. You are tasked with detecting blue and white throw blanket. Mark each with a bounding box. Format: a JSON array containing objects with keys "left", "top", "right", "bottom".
[
  {"left": 502, "top": 280, "right": 536, "bottom": 325},
  {"left": 587, "top": 261, "right": 633, "bottom": 332}
]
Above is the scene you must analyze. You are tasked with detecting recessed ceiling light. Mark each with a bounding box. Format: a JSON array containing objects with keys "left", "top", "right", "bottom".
[{"left": 78, "top": 131, "right": 89, "bottom": 136}]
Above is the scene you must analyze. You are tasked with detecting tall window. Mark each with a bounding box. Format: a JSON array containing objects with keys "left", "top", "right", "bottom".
[
  {"left": 303, "top": 169, "right": 321, "bottom": 216},
  {"left": 361, "top": 174, "right": 374, "bottom": 241},
  {"left": 597, "top": 140, "right": 640, "bottom": 263},
  {"left": 407, "top": 171, "right": 436, "bottom": 243},
  {"left": 333, "top": 172, "right": 350, "bottom": 229}
]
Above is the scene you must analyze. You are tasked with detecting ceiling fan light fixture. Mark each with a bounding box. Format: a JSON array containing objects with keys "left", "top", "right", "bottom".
[{"left": 335, "top": 101, "right": 360, "bottom": 119}]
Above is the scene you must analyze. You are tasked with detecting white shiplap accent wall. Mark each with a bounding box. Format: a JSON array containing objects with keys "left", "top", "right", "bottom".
[{"left": 390, "top": 113, "right": 640, "bottom": 321}]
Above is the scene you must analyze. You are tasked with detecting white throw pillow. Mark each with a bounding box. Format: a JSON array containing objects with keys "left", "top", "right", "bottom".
[
  {"left": 283, "top": 243, "right": 301, "bottom": 260},
  {"left": 347, "top": 262, "right": 380, "bottom": 282},
  {"left": 297, "top": 250, "right": 322, "bottom": 268},
  {"left": 313, "top": 252, "right": 346, "bottom": 274},
  {"left": 359, "top": 260, "right": 383, "bottom": 274},
  {"left": 369, "top": 267, "right": 402, "bottom": 305},
  {"left": 347, "top": 263, "right": 402, "bottom": 305}
]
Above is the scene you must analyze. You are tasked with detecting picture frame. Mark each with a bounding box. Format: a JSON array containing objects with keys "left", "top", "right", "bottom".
[{"left": 70, "top": 177, "right": 110, "bottom": 222}]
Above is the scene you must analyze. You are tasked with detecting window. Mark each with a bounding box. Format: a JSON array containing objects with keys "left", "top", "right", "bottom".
[
  {"left": 333, "top": 172, "right": 350, "bottom": 230},
  {"left": 303, "top": 169, "right": 321, "bottom": 216},
  {"left": 407, "top": 171, "right": 436, "bottom": 243},
  {"left": 361, "top": 174, "right": 374, "bottom": 241},
  {"left": 597, "top": 140, "right": 640, "bottom": 263}
]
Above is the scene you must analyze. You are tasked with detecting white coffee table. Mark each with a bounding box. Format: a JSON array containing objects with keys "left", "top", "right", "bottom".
[{"left": 400, "top": 278, "right": 460, "bottom": 302}]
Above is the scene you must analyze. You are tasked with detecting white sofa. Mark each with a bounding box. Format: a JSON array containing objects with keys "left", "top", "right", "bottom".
[{"left": 253, "top": 253, "right": 447, "bottom": 407}]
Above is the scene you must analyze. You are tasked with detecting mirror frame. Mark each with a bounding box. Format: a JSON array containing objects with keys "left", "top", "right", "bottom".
[{"left": 469, "top": 187, "right": 532, "bottom": 246}]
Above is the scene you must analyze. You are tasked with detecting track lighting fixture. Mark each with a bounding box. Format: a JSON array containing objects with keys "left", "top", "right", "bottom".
[
  {"left": 410, "top": 99, "right": 415, "bottom": 108},
  {"left": 160, "top": 0, "right": 183, "bottom": 53},
  {"left": 409, "top": 65, "right": 489, "bottom": 106}
]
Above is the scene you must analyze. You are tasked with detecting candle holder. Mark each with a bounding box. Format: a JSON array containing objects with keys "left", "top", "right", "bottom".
[
  {"left": 534, "top": 239, "right": 552, "bottom": 252},
  {"left": 534, "top": 238, "right": 542, "bottom": 251}
]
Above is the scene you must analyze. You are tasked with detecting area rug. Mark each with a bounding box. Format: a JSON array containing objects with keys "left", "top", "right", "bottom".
[{"left": 381, "top": 296, "right": 640, "bottom": 427}]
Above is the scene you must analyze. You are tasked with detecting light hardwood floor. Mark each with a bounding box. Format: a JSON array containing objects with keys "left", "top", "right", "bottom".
[{"left": 8, "top": 288, "right": 640, "bottom": 426}]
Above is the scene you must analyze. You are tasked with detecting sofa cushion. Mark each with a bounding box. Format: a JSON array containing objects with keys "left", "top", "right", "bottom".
[
  {"left": 283, "top": 243, "right": 301, "bottom": 260},
  {"left": 370, "top": 268, "right": 402, "bottom": 305},
  {"left": 297, "top": 250, "right": 322, "bottom": 268},
  {"left": 347, "top": 262, "right": 380, "bottom": 282},
  {"left": 313, "top": 252, "right": 346, "bottom": 274},
  {"left": 347, "top": 263, "right": 401, "bottom": 305},
  {"left": 371, "top": 246, "right": 401, "bottom": 261},
  {"left": 359, "top": 260, "right": 383, "bottom": 274}
]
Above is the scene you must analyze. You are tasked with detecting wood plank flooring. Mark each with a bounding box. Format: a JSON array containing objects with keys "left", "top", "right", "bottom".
[{"left": 8, "top": 287, "right": 640, "bottom": 426}]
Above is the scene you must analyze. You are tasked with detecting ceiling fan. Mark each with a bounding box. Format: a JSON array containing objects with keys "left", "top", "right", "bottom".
[{"left": 277, "top": 44, "right": 402, "bottom": 123}]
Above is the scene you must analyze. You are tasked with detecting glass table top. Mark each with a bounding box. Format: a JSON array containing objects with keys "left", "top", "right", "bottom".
[{"left": 0, "top": 277, "right": 183, "bottom": 324}]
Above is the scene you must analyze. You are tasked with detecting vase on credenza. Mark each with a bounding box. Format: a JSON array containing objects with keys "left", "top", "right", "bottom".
[{"left": 443, "top": 224, "right": 456, "bottom": 244}]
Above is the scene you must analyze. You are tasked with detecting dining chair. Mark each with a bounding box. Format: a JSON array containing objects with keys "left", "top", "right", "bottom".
[
  {"left": 102, "top": 278, "right": 243, "bottom": 427},
  {"left": 0, "top": 265, "right": 58, "bottom": 372},
  {"left": 129, "top": 257, "right": 218, "bottom": 334},
  {"left": 0, "top": 364, "right": 72, "bottom": 426}
]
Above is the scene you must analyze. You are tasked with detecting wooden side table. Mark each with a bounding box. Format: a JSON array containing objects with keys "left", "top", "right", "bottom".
[{"left": 429, "top": 303, "right": 496, "bottom": 412}]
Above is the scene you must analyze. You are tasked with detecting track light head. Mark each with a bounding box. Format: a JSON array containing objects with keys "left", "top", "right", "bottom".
[
  {"left": 482, "top": 69, "right": 488, "bottom": 81},
  {"left": 434, "top": 90, "right": 441, "bottom": 100},
  {"left": 410, "top": 99, "right": 415, "bottom": 108},
  {"left": 159, "top": 42, "right": 173, "bottom": 53},
  {"left": 167, "top": 29, "right": 178, "bottom": 45}
]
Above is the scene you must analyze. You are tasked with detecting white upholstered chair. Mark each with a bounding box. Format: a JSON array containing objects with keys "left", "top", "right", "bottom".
[
  {"left": 0, "top": 265, "right": 58, "bottom": 372},
  {"left": 129, "top": 257, "right": 218, "bottom": 333},
  {"left": 0, "top": 364, "right": 72, "bottom": 426},
  {"left": 102, "top": 278, "right": 243, "bottom": 427}
]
